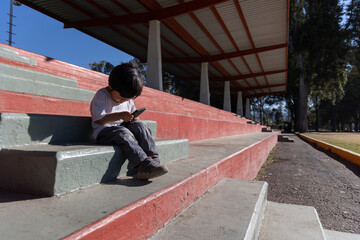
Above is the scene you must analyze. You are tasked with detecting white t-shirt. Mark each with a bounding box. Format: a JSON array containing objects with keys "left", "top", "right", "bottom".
[{"left": 90, "top": 88, "right": 136, "bottom": 139}]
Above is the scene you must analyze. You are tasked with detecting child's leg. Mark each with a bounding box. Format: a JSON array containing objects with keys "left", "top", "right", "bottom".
[
  {"left": 97, "top": 126, "right": 149, "bottom": 169},
  {"left": 121, "top": 121, "right": 159, "bottom": 160}
]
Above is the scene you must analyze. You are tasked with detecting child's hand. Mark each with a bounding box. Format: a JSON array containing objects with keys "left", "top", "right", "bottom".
[{"left": 118, "top": 111, "right": 133, "bottom": 122}]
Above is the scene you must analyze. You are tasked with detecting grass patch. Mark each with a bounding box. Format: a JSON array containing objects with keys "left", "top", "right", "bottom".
[{"left": 304, "top": 133, "right": 360, "bottom": 154}]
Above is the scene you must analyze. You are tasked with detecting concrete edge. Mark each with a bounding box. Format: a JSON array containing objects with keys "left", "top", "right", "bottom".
[
  {"left": 62, "top": 132, "right": 279, "bottom": 240},
  {"left": 298, "top": 133, "right": 360, "bottom": 167},
  {"left": 312, "top": 206, "right": 328, "bottom": 240},
  {"left": 0, "top": 63, "right": 79, "bottom": 88},
  {"left": 244, "top": 182, "right": 268, "bottom": 240},
  {"left": 0, "top": 74, "right": 95, "bottom": 102},
  {"left": 0, "top": 51, "right": 37, "bottom": 66}
]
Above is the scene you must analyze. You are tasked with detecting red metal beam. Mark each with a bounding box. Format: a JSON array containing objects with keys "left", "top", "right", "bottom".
[
  {"left": 177, "top": 0, "right": 247, "bottom": 90},
  {"left": 163, "top": 43, "right": 288, "bottom": 63},
  {"left": 242, "top": 83, "right": 286, "bottom": 92},
  {"left": 182, "top": 69, "right": 287, "bottom": 82},
  {"left": 64, "top": 0, "right": 228, "bottom": 28},
  {"left": 210, "top": 83, "right": 286, "bottom": 95},
  {"left": 244, "top": 91, "right": 286, "bottom": 98},
  {"left": 233, "top": 0, "right": 271, "bottom": 91},
  {"left": 217, "top": 69, "right": 287, "bottom": 82},
  {"left": 210, "top": 5, "right": 264, "bottom": 91},
  {"left": 139, "top": 0, "right": 236, "bottom": 87}
]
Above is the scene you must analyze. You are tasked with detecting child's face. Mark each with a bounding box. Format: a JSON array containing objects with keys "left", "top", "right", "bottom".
[{"left": 110, "top": 89, "right": 130, "bottom": 103}]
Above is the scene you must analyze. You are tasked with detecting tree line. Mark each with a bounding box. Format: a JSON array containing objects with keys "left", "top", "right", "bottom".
[
  {"left": 248, "top": 0, "right": 359, "bottom": 132},
  {"left": 286, "top": 0, "right": 360, "bottom": 132},
  {"left": 90, "top": 0, "right": 360, "bottom": 133}
]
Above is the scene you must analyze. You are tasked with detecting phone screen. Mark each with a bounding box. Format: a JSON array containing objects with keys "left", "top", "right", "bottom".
[{"left": 132, "top": 108, "right": 146, "bottom": 118}]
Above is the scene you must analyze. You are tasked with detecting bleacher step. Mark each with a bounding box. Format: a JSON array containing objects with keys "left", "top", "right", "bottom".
[
  {"left": 262, "top": 127, "right": 272, "bottom": 132},
  {"left": 0, "top": 137, "right": 189, "bottom": 196},
  {"left": 0, "top": 113, "right": 157, "bottom": 148},
  {"left": 0, "top": 113, "right": 181, "bottom": 196},
  {"left": 150, "top": 178, "right": 268, "bottom": 240},
  {"left": 0, "top": 63, "right": 79, "bottom": 88},
  {"left": 0, "top": 46, "right": 37, "bottom": 65},
  {"left": 278, "top": 134, "right": 295, "bottom": 142},
  {"left": 258, "top": 201, "right": 326, "bottom": 240},
  {"left": 0, "top": 72, "right": 95, "bottom": 102},
  {"left": 325, "top": 229, "right": 360, "bottom": 240}
]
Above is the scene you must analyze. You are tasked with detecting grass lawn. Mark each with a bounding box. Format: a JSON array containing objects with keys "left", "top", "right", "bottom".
[{"left": 303, "top": 132, "right": 360, "bottom": 154}]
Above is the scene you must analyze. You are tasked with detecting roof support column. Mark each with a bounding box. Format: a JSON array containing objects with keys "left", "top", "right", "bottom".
[
  {"left": 200, "top": 62, "right": 210, "bottom": 105},
  {"left": 223, "top": 81, "right": 231, "bottom": 112},
  {"left": 236, "top": 91, "right": 243, "bottom": 116},
  {"left": 245, "top": 98, "right": 251, "bottom": 119},
  {"left": 146, "top": 20, "right": 163, "bottom": 91}
]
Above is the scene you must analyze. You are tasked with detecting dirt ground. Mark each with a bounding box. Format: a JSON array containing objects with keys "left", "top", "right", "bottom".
[{"left": 257, "top": 134, "right": 360, "bottom": 234}]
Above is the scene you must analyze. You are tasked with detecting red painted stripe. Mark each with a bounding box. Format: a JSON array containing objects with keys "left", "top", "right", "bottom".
[
  {"left": 0, "top": 90, "right": 91, "bottom": 116},
  {"left": 0, "top": 43, "right": 108, "bottom": 91},
  {"left": 141, "top": 111, "right": 262, "bottom": 141},
  {"left": 62, "top": 132, "right": 279, "bottom": 240},
  {"left": 0, "top": 90, "right": 259, "bottom": 141}
]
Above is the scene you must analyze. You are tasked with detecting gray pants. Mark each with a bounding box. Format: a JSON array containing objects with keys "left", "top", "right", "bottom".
[{"left": 97, "top": 121, "right": 158, "bottom": 169}]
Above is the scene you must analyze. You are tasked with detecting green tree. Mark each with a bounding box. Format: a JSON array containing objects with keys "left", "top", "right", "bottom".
[
  {"left": 89, "top": 60, "right": 114, "bottom": 74},
  {"left": 289, "top": 0, "right": 349, "bottom": 132}
]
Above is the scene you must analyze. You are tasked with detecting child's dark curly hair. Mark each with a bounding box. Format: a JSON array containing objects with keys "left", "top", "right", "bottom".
[{"left": 108, "top": 61, "right": 144, "bottom": 99}]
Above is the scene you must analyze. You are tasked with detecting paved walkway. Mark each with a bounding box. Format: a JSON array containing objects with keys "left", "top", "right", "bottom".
[{"left": 258, "top": 134, "right": 360, "bottom": 234}]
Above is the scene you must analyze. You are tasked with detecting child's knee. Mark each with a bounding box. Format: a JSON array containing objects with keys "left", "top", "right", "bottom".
[{"left": 131, "top": 121, "right": 148, "bottom": 130}]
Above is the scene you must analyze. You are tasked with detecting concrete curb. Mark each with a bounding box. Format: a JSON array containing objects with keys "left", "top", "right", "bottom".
[{"left": 298, "top": 133, "right": 360, "bottom": 167}]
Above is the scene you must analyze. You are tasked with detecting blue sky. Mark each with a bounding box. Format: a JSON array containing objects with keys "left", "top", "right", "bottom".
[{"left": 0, "top": 1, "right": 133, "bottom": 69}]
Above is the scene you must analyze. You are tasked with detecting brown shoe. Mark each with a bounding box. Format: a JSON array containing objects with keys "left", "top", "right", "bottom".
[{"left": 135, "top": 164, "right": 169, "bottom": 180}]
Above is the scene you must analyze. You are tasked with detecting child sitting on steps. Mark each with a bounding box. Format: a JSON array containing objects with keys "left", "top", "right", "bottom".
[{"left": 90, "top": 61, "right": 168, "bottom": 180}]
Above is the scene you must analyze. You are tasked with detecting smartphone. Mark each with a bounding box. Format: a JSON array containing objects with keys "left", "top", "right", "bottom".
[{"left": 132, "top": 108, "right": 146, "bottom": 118}]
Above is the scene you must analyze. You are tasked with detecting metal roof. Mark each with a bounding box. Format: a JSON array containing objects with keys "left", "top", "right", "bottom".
[{"left": 18, "top": 0, "right": 289, "bottom": 98}]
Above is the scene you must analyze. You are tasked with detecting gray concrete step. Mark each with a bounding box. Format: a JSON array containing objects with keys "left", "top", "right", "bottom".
[
  {"left": 262, "top": 127, "right": 272, "bottom": 132},
  {"left": 0, "top": 113, "right": 157, "bottom": 148},
  {"left": 278, "top": 134, "right": 295, "bottom": 142},
  {"left": 150, "top": 179, "right": 268, "bottom": 240},
  {"left": 0, "top": 46, "right": 36, "bottom": 65},
  {"left": 0, "top": 113, "right": 184, "bottom": 196},
  {"left": 0, "top": 71, "right": 94, "bottom": 101},
  {"left": 325, "top": 230, "right": 360, "bottom": 240},
  {"left": 0, "top": 137, "right": 189, "bottom": 196},
  {"left": 258, "top": 201, "right": 326, "bottom": 240},
  {"left": 0, "top": 63, "right": 79, "bottom": 88}
]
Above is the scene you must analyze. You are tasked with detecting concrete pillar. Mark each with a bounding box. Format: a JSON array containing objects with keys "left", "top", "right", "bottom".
[
  {"left": 223, "top": 81, "right": 231, "bottom": 112},
  {"left": 200, "top": 62, "right": 210, "bottom": 105},
  {"left": 236, "top": 91, "right": 243, "bottom": 116},
  {"left": 245, "top": 98, "right": 251, "bottom": 119},
  {"left": 146, "top": 20, "right": 163, "bottom": 91}
]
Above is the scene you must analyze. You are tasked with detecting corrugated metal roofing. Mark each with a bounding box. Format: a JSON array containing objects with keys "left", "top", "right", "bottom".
[{"left": 18, "top": 0, "right": 289, "bottom": 99}]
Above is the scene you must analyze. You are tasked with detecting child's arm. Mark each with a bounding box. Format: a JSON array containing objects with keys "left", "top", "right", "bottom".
[{"left": 95, "top": 111, "right": 133, "bottom": 125}]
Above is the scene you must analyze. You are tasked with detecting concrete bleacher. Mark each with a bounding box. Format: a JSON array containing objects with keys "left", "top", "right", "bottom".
[
  {"left": 0, "top": 113, "right": 188, "bottom": 196},
  {"left": 2, "top": 44, "right": 358, "bottom": 239}
]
